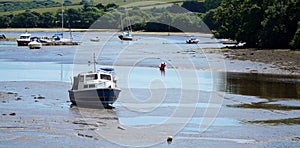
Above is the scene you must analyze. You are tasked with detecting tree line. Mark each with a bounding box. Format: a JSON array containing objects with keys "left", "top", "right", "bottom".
[
  {"left": 0, "top": 0, "right": 299, "bottom": 49},
  {"left": 203, "top": 0, "right": 300, "bottom": 49}
]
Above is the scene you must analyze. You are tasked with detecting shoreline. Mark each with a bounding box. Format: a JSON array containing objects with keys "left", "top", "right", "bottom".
[
  {"left": 217, "top": 48, "right": 300, "bottom": 75},
  {"left": 0, "top": 28, "right": 213, "bottom": 36}
]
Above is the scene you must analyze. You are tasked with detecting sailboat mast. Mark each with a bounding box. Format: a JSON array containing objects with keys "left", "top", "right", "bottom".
[
  {"left": 120, "top": 15, "right": 123, "bottom": 31},
  {"left": 61, "top": 0, "right": 64, "bottom": 38},
  {"left": 93, "top": 53, "right": 96, "bottom": 73},
  {"left": 125, "top": 8, "right": 132, "bottom": 32}
]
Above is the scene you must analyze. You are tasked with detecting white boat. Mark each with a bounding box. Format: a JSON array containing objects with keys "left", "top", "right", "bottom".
[
  {"left": 118, "top": 31, "right": 133, "bottom": 41},
  {"left": 52, "top": 4, "right": 73, "bottom": 44},
  {"left": 90, "top": 37, "right": 100, "bottom": 42},
  {"left": 52, "top": 33, "right": 72, "bottom": 43},
  {"left": 186, "top": 37, "right": 199, "bottom": 44},
  {"left": 39, "top": 36, "right": 52, "bottom": 43},
  {"left": 118, "top": 11, "right": 133, "bottom": 41},
  {"left": 17, "top": 32, "right": 31, "bottom": 46},
  {"left": 28, "top": 37, "right": 42, "bottom": 49},
  {"left": 68, "top": 54, "right": 121, "bottom": 109}
]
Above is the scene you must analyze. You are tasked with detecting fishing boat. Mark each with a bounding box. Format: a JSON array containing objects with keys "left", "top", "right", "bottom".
[
  {"left": 17, "top": 32, "right": 31, "bottom": 46},
  {"left": 28, "top": 37, "right": 42, "bottom": 49},
  {"left": 68, "top": 54, "right": 121, "bottom": 109},
  {"left": 186, "top": 37, "right": 199, "bottom": 44}
]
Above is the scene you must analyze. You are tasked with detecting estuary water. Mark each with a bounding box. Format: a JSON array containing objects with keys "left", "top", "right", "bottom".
[{"left": 0, "top": 31, "right": 299, "bottom": 147}]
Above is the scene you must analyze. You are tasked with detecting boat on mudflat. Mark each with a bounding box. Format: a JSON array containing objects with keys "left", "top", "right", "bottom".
[
  {"left": 90, "top": 37, "right": 100, "bottom": 42},
  {"left": 69, "top": 68, "right": 121, "bottom": 109},
  {"left": 118, "top": 31, "right": 133, "bottom": 41},
  {"left": 68, "top": 55, "right": 121, "bottom": 109},
  {"left": 186, "top": 37, "right": 199, "bottom": 44}
]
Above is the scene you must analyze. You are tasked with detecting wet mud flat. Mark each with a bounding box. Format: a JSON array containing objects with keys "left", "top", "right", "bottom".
[
  {"left": 218, "top": 48, "right": 300, "bottom": 75},
  {"left": 0, "top": 80, "right": 300, "bottom": 147}
]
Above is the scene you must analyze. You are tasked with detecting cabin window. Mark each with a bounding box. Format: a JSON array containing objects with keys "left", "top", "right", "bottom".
[
  {"left": 79, "top": 75, "right": 84, "bottom": 82},
  {"left": 89, "top": 84, "right": 95, "bottom": 88},
  {"left": 100, "top": 74, "right": 111, "bottom": 80},
  {"left": 85, "top": 74, "right": 98, "bottom": 81}
]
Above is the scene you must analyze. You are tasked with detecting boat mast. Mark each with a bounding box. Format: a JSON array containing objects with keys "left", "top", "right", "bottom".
[
  {"left": 120, "top": 15, "right": 123, "bottom": 31},
  {"left": 61, "top": 0, "right": 64, "bottom": 38},
  {"left": 125, "top": 8, "right": 132, "bottom": 33},
  {"left": 93, "top": 53, "right": 96, "bottom": 72}
]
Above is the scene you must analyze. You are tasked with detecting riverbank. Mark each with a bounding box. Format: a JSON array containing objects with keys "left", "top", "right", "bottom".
[{"left": 218, "top": 48, "right": 300, "bottom": 75}]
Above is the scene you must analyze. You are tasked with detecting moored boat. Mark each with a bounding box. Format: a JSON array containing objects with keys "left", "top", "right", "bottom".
[
  {"left": 90, "top": 37, "right": 100, "bottom": 42},
  {"left": 39, "top": 36, "right": 52, "bottom": 43},
  {"left": 186, "top": 37, "right": 199, "bottom": 44},
  {"left": 68, "top": 54, "right": 121, "bottom": 109},
  {"left": 17, "top": 32, "right": 31, "bottom": 46},
  {"left": 118, "top": 31, "right": 133, "bottom": 41},
  {"left": 28, "top": 37, "right": 42, "bottom": 49}
]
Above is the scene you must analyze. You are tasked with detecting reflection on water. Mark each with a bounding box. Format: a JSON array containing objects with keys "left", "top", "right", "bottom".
[
  {"left": 225, "top": 72, "right": 300, "bottom": 125},
  {"left": 226, "top": 72, "right": 300, "bottom": 100}
]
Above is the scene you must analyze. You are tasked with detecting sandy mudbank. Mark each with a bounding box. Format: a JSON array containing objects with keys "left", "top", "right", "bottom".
[{"left": 222, "top": 49, "right": 300, "bottom": 74}]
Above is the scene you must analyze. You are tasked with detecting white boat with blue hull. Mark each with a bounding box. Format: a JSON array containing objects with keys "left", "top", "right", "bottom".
[{"left": 69, "top": 67, "right": 121, "bottom": 109}]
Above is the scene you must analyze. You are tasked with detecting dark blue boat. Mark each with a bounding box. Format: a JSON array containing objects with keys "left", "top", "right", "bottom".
[{"left": 68, "top": 68, "right": 121, "bottom": 109}]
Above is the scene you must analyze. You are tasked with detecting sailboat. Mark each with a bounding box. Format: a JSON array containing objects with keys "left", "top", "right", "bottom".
[
  {"left": 118, "top": 10, "right": 133, "bottom": 41},
  {"left": 53, "top": 0, "right": 72, "bottom": 43}
]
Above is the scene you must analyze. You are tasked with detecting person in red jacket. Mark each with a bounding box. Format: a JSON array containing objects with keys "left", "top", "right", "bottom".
[
  {"left": 159, "top": 62, "right": 166, "bottom": 70},
  {"left": 159, "top": 62, "right": 166, "bottom": 76}
]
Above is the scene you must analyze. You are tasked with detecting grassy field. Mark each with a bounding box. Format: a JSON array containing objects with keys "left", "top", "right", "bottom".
[
  {"left": 0, "top": 0, "right": 180, "bottom": 5},
  {"left": 0, "top": 0, "right": 183, "bottom": 15}
]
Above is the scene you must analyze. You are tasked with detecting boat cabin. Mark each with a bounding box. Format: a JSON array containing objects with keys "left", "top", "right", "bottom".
[
  {"left": 71, "top": 70, "right": 117, "bottom": 91},
  {"left": 19, "top": 33, "right": 31, "bottom": 39}
]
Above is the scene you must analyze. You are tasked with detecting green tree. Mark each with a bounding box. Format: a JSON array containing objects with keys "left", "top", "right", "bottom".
[
  {"left": 181, "top": 1, "right": 206, "bottom": 13},
  {"left": 204, "top": 0, "right": 222, "bottom": 10},
  {"left": 38, "top": 12, "right": 55, "bottom": 27},
  {"left": 10, "top": 10, "right": 39, "bottom": 27},
  {"left": 290, "top": 21, "right": 300, "bottom": 49},
  {"left": 211, "top": 0, "right": 299, "bottom": 48}
]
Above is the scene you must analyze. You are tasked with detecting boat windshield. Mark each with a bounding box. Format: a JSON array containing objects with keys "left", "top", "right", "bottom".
[
  {"left": 85, "top": 74, "right": 98, "bottom": 81},
  {"left": 20, "top": 35, "right": 30, "bottom": 39},
  {"left": 100, "top": 74, "right": 111, "bottom": 80}
]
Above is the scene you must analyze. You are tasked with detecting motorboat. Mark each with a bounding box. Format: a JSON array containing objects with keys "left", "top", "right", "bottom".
[
  {"left": 39, "top": 36, "right": 52, "bottom": 43},
  {"left": 17, "top": 32, "right": 31, "bottom": 46},
  {"left": 186, "top": 37, "right": 199, "bottom": 44},
  {"left": 90, "top": 37, "right": 100, "bottom": 42},
  {"left": 69, "top": 68, "right": 121, "bottom": 109},
  {"left": 118, "top": 31, "right": 133, "bottom": 41},
  {"left": 68, "top": 54, "right": 121, "bottom": 109},
  {"left": 28, "top": 37, "right": 42, "bottom": 49},
  {"left": 0, "top": 33, "right": 6, "bottom": 39}
]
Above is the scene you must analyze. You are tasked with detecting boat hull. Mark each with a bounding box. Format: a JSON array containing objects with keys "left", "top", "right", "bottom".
[
  {"left": 17, "top": 40, "right": 30, "bottom": 46},
  {"left": 186, "top": 40, "right": 199, "bottom": 44},
  {"left": 28, "top": 43, "right": 42, "bottom": 49},
  {"left": 68, "top": 88, "right": 121, "bottom": 109},
  {"left": 118, "top": 35, "right": 133, "bottom": 41}
]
